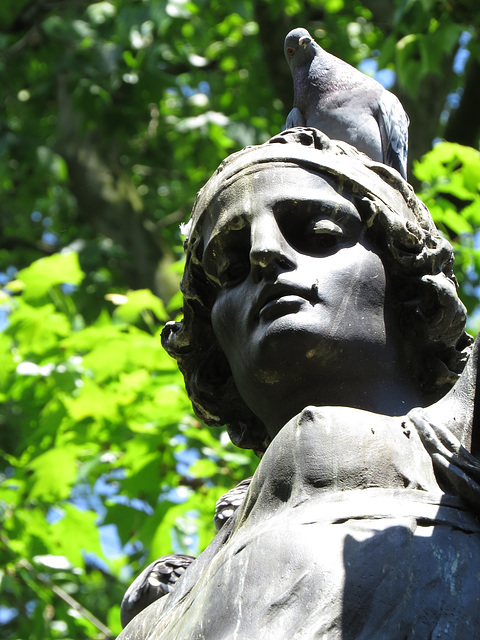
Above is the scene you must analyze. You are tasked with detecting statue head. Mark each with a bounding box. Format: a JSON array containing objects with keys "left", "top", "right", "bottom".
[{"left": 162, "top": 128, "right": 471, "bottom": 455}]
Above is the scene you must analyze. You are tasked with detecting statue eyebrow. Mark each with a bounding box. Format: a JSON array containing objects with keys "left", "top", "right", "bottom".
[
  {"left": 273, "top": 197, "right": 362, "bottom": 232},
  {"left": 273, "top": 196, "right": 359, "bottom": 218}
]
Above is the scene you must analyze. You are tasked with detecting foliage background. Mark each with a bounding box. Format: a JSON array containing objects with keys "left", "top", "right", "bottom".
[{"left": 1, "top": 0, "right": 480, "bottom": 637}]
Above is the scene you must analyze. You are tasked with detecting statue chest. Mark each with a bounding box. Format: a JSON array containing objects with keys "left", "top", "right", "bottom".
[
  {"left": 120, "top": 407, "right": 480, "bottom": 639},
  {"left": 148, "top": 496, "right": 480, "bottom": 640}
]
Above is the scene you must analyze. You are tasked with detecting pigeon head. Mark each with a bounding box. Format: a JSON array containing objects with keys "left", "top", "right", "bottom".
[{"left": 284, "top": 27, "right": 317, "bottom": 68}]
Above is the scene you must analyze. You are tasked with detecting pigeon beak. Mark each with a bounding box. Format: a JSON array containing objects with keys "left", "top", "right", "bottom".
[{"left": 299, "top": 35, "right": 312, "bottom": 47}]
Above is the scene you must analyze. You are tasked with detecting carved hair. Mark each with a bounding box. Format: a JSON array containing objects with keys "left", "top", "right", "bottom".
[{"left": 162, "top": 128, "right": 472, "bottom": 454}]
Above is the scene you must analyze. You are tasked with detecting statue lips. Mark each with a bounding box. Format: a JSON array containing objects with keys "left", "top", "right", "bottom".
[{"left": 255, "top": 283, "right": 317, "bottom": 323}]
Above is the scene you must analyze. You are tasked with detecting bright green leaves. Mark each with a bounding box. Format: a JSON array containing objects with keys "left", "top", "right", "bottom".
[
  {"left": 17, "top": 253, "right": 84, "bottom": 301},
  {"left": 415, "top": 142, "right": 480, "bottom": 195},
  {"left": 27, "top": 446, "right": 81, "bottom": 502},
  {"left": 189, "top": 458, "right": 218, "bottom": 478},
  {"left": 65, "top": 379, "right": 121, "bottom": 423},
  {"left": 415, "top": 142, "right": 480, "bottom": 325},
  {"left": 110, "top": 288, "right": 168, "bottom": 326},
  {"left": 148, "top": 501, "right": 194, "bottom": 558},
  {"left": 0, "top": 249, "right": 198, "bottom": 636},
  {"left": 415, "top": 142, "right": 480, "bottom": 238},
  {"left": 50, "top": 505, "right": 104, "bottom": 568},
  {"left": 3, "top": 501, "right": 102, "bottom": 571},
  {"left": 6, "top": 302, "right": 71, "bottom": 355}
]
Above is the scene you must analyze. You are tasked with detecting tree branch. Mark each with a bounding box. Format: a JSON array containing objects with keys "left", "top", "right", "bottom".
[{"left": 0, "top": 534, "right": 113, "bottom": 638}]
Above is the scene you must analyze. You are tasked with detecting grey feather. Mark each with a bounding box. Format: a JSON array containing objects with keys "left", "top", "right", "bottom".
[
  {"left": 284, "top": 27, "right": 409, "bottom": 179},
  {"left": 214, "top": 477, "right": 252, "bottom": 531},
  {"left": 120, "top": 554, "right": 195, "bottom": 628}
]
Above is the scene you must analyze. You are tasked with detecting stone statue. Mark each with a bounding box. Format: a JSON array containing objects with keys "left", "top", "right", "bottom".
[{"left": 117, "top": 128, "right": 480, "bottom": 639}]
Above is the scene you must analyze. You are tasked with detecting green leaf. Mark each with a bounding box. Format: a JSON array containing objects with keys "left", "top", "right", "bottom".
[
  {"left": 18, "top": 253, "right": 84, "bottom": 301},
  {"left": 27, "top": 445, "right": 80, "bottom": 501},
  {"left": 113, "top": 288, "right": 168, "bottom": 323},
  {"left": 439, "top": 207, "right": 473, "bottom": 235},
  {"left": 148, "top": 502, "right": 189, "bottom": 558},
  {"left": 0, "top": 333, "right": 15, "bottom": 390},
  {"left": 189, "top": 458, "right": 218, "bottom": 478},
  {"left": 103, "top": 503, "right": 146, "bottom": 545},
  {"left": 64, "top": 379, "right": 119, "bottom": 422},
  {"left": 4, "top": 508, "right": 51, "bottom": 558},
  {"left": 50, "top": 504, "right": 104, "bottom": 567}
]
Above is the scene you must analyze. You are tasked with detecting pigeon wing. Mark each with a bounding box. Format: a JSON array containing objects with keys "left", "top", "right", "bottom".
[
  {"left": 377, "top": 90, "right": 409, "bottom": 180},
  {"left": 286, "top": 106, "right": 306, "bottom": 129},
  {"left": 214, "top": 477, "right": 252, "bottom": 531},
  {"left": 121, "top": 554, "right": 195, "bottom": 628}
]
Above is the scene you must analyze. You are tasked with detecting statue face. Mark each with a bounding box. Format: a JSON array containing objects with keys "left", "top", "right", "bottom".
[{"left": 201, "top": 165, "right": 404, "bottom": 434}]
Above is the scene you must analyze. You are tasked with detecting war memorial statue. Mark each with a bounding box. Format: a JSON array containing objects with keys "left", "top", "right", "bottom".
[{"left": 117, "top": 28, "right": 480, "bottom": 640}]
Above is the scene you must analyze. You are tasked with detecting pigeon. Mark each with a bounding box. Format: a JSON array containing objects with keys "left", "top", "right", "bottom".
[
  {"left": 120, "top": 554, "right": 195, "bottom": 628},
  {"left": 284, "top": 27, "right": 409, "bottom": 179},
  {"left": 213, "top": 477, "right": 252, "bottom": 531}
]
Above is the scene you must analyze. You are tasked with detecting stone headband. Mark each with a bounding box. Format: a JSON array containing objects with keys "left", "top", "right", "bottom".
[{"left": 183, "top": 128, "right": 435, "bottom": 253}]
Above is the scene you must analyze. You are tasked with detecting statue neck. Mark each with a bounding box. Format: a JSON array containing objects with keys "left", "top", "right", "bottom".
[{"left": 259, "top": 372, "right": 427, "bottom": 443}]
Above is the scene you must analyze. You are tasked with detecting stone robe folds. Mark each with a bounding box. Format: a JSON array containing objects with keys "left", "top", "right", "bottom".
[{"left": 118, "top": 402, "right": 480, "bottom": 640}]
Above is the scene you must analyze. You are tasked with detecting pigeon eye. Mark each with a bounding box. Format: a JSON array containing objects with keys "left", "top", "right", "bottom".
[{"left": 287, "top": 47, "right": 295, "bottom": 57}]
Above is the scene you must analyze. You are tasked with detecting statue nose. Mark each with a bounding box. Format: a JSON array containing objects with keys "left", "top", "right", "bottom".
[{"left": 249, "top": 219, "right": 294, "bottom": 282}]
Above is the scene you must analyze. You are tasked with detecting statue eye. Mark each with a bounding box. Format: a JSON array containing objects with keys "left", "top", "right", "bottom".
[
  {"left": 310, "top": 233, "right": 339, "bottom": 252},
  {"left": 313, "top": 219, "right": 343, "bottom": 237},
  {"left": 300, "top": 219, "right": 345, "bottom": 254},
  {"left": 220, "top": 260, "right": 249, "bottom": 287},
  {"left": 275, "top": 200, "right": 352, "bottom": 255},
  {"left": 205, "top": 226, "right": 250, "bottom": 288}
]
